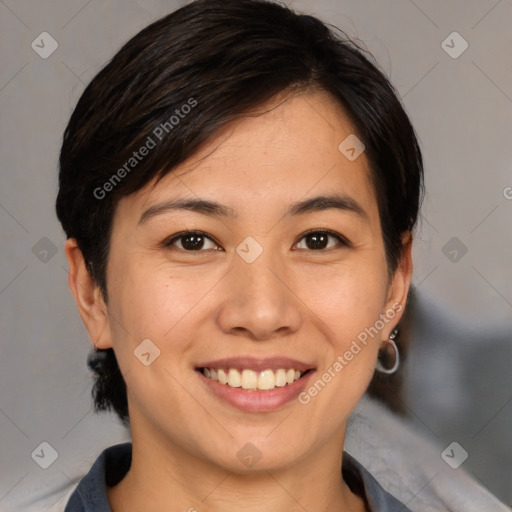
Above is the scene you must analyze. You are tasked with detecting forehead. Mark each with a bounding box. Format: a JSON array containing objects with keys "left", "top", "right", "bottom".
[{"left": 116, "top": 90, "right": 379, "bottom": 226}]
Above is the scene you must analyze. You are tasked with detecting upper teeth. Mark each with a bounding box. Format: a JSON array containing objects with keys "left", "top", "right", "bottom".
[{"left": 202, "top": 368, "right": 305, "bottom": 391}]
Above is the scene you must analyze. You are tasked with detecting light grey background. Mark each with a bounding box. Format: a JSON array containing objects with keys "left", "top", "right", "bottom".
[{"left": 0, "top": 0, "right": 511, "bottom": 509}]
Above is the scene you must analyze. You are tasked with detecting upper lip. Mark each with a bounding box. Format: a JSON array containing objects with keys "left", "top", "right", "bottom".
[{"left": 195, "top": 357, "right": 316, "bottom": 373}]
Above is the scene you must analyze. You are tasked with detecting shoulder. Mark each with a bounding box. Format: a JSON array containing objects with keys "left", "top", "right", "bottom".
[
  {"left": 346, "top": 396, "right": 511, "bottom": 511},
  {"left": 343, "top": 451, "right": 412, "bottom": 511},
  {"left": 64, "top": 442, "right": 132, "bottom": 512}
]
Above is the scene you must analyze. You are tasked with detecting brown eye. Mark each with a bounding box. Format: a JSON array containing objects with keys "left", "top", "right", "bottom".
[
  {"left": 295, "top": 230, "right": 349, "bottom": 251},
  {"left": 164, "top": 231, "right": 220, "bottom": 251}
]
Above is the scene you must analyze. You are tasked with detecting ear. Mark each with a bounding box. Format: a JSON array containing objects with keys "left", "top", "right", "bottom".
[
  {"left": 64, "top": 238, "right": 113, "bottom": 350},
  {"left": 382, "top": 232, "right": 413, "bottom": 338}
]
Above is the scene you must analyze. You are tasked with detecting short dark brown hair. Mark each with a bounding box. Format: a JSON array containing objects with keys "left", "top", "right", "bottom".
[{"left": 57, "top": 0, "right": 424, "bottom": 426}]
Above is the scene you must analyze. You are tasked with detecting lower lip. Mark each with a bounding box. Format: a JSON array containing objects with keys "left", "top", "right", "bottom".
[{"left": 196, "top": 370, "right": 315, "bottom": 412}]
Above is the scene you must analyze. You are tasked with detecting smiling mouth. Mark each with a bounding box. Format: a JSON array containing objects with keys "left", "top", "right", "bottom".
[{"left": 197, "top": 367, "right": 312, "bottom": 391}]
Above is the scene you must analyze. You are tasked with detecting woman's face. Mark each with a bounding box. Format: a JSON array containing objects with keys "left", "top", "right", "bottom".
[{"left": 87, "top": 90, "right": 411, "bottom": 471}]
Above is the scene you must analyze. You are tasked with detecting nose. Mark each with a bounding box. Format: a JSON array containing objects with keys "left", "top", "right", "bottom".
[{"left": 215, "top": 245, "right": 303, "bottom": 341}]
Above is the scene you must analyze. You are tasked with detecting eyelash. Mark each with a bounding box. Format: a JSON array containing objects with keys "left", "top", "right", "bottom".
[{"left": 162, "top": 229, "right": 351, "bottom": 252}]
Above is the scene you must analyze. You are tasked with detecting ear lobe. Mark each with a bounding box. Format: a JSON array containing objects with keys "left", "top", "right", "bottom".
[
  {"left": 383, "top": 232, "right": 413, "bottom": 336},
  {"left": 64, "top": 238, "right": 113, "bottom": 350}
]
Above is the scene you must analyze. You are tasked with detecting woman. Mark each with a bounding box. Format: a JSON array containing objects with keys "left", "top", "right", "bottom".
[{"left": 57, "top": 1, "right": 423, "bottom": 510}]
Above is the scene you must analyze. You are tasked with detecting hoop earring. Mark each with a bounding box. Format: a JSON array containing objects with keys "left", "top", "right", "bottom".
[{"left": 376, "top": 328, "right": 399, "bottom": 374}]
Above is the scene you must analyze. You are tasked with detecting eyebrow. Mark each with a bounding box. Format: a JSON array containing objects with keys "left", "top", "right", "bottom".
[{"left": 138, "top": 193, "right": 368, "bottom": 225}]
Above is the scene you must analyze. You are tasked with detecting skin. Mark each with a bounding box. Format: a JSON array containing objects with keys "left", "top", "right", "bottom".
[{"left": 66, "top": 90, "right": 413, "bottom": 512}]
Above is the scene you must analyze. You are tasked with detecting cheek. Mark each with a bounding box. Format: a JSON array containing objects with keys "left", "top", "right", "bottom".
[
  {"left": 104, "top": 260, "right": 210, "bottom": 407},
  {"left": 106, "top": 256, "right": 225, "bottom": 351},
  {"left": 294, "top": 263, "right": 388, "bottom": 423},
  {"left": 298, "top": 257, "right": 389, "bottom": 339}
]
